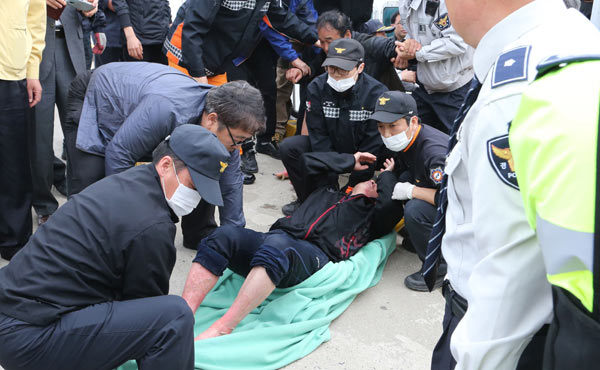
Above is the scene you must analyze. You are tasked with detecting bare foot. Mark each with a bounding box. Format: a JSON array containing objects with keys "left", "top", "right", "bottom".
[{"left": 195, "top": 321, "right": 233, "bottom": 341}]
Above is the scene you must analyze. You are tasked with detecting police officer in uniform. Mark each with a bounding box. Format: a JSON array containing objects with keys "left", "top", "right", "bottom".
[
  {"left": 396, "top": 0, "right": 474, "bottom": 134},
  {"left": 0, "top": 125, "right": 231, "bottom": 370},
  {"left": 511, "top": 55, "right": 600, "bottom": 369},
  {"left": 279, "top": 38, "right": 386, "bottom": 215},
  {"left": 421, "top": 0, "right": 600, "bottom": 369},
  {"left": 371, "top": 91, "right": 448, "bottom": 292}
]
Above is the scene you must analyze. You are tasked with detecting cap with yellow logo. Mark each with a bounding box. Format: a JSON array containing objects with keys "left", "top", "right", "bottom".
[
  {"left": 370, "top": 91, "right": 419, "bottom": 123},
  {"left": 322, "top": 38, "right": 365, "bottom": 71}
]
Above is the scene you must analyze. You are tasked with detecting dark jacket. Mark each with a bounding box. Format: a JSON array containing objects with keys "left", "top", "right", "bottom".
[
  {"left": 305, "top": 71, "right": 386, "bottom": 185},
  {"left": 313, "top": 0, "right": 374, "bottom": 30},
  {"left": 302, "top": 32, "right": 402, "bottom": 90},
  {"left": 77, "top": 62, "right": 211, "bottom": 175},
  {"left": 98, "top": 0, "right": 123, "bottom": 48},
  {"left": 378, "top": 124, "right": 449, "bottom": 206},
  {"left": 164, "top": 0, "right": 318, "bottom": 77},
  {"left": 0, "top": 165, "right": 176, "bottom": 326},
  {"left": 271, "top": 152, "right": 401, "bottom": 261},
  {"left": 112, "top": 0, "right": 171, "bottom": 45}
]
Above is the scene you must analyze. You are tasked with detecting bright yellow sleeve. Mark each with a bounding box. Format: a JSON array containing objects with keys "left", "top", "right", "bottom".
[{"left": 26, "top": 0, "right": 46, "bottom": 79}]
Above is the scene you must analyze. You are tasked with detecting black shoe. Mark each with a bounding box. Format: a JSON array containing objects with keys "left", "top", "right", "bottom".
[
  {"left": 54, "top": 179, "right": 68, "bottom": 197},
  {"left": 241, "top": 149, "right": 258, "bottom": 173},
  {"left": 243, "top": 172, "right": 256, "bottom": 185},
  {"left": 282, "top": 200, "right": 301, "bottom": 216},
  {"left": 256, "top": 140, "right": 281, "bottom": 160},
  {"left": 404, "top": 270, "right": 444, "bottom": 292},
  {"left": 0, "top": 246, "right": 21, "bottom": 261},
  {"left": 401, "top": 236, "right": 416, "bottom": 253}
]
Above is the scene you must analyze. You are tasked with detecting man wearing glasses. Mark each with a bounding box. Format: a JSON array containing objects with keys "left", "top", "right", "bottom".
[
  {"left": 279, "top": 38, "right": 386, "bottom": 215},
  {"left": 65, "top": 61, "right": 265, "bottom": 250}
]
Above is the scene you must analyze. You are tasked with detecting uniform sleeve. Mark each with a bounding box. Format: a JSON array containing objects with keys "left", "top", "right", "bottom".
[
  {"left": 370, "top": 171, "right": 404, "bottom": 239},
  {"left": 181, "top": 0, "right": 221, "bottom": 77},
  {"left": 266, "top": 1, "right": 317, "bottom": 45},
  {"left": 302, "top": 152, "right": 356, "bottom": 175},
  {"left": 26, "top": 0, "right": 47, "bottom": 79},
  {"left": 217, "top": 149, "right": 245, "bottom": 227},
  {"left": 260, "top": 20, "right": 299, "bottom": 62},
  {"left": 112, "top": 0, "right": 132, "bottom": 29},
  {"left": 104, "top": 96, "right": 176, "bottom": 175},
  {"left": 450, "top": 95, "right": 553, "bottom": 370},
  {"left": 305, "top": 81, "right": 335, "bottom": 152},
  {"left": 122, "top": 222, "right": 177, "bottom": 299},
  {"left": 414, "top": 5, "right": 470, "bottom": 63}
]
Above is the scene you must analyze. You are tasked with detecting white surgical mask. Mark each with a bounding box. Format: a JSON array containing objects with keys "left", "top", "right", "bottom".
[
  {"left": 162, "top": 163, "right": 201, "bottom": 217},
  {"left": 327, "top": 74, "right": 357, "bottom": 92},
  {"left": 382, "top": 127, "right": 412, "bottom": 152}
]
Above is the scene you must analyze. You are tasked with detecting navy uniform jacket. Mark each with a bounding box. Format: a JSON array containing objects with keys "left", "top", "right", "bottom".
[
  {"left": 0, "top": 165, "right": 176, "bottom": 326},
  {"left": 380, "top": 124, "right": 448, "bottom": 205},
  {"left": 306, "top": 71, "right": 386, "bottom": 185}
]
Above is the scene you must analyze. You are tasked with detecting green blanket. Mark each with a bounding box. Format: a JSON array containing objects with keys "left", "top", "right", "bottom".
[{"left": 119, "top": 233, "right": 395, "bottom": 370}]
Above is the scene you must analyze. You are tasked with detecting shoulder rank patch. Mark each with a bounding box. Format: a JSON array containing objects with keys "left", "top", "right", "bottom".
[
  {"left": 487, "top": 134, "right": 518, "bottom": 190},
  {"left": 430, "top": 167, "right": 443, "bottom": 185},
  {"left": 433, "top": 13, "right": 450, "bottom": 31},
  {"left": 492, "top": 46, "right": 531, "bottom": 88}
]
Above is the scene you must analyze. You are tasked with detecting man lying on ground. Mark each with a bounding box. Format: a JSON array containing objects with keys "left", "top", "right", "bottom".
[{"left": 182, "top": 150, "right": 403, "bottom": 339}]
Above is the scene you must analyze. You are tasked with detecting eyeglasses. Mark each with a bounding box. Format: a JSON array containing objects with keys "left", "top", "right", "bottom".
[
  {"left": 225, "top": 125, "right": 247, "bottom": 146},
  {"left": 325, "top": 65, "right": 357, "bottom": 78}
]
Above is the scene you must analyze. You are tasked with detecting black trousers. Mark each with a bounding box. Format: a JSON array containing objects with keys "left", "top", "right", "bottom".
[
  {"left": 123, "top": 43, "right": 168, "bottom": 65},
  {"left": 412, "top": 82, "right": 470, "bottom": 135},
  {"left": 279, "top": 135, "right": 335, "bottom": 202},
  {"left": 0, "top": 296, "right": 194, "bottom": 370},
  {"left": 0, "top": 79, "right": 32, "bottom": 249},
  {"left": 226, "top": 38, "right": 278, "bottom": 143},
  {"left": 94, "top": 46, "right": 123, "bottom": 67}
]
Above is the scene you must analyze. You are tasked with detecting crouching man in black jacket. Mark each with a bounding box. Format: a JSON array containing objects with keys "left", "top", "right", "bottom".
[
  {"left": 182, "top": 150, "right": 403, "bottom": 340},
  {"left": 0, "top": 125, "right": 230, "bottom": 370}
]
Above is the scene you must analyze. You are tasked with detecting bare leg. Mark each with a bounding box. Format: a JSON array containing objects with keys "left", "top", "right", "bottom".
[
  {"left": 182, "top": 262, "right": 219, "bottom": 314},
  {"left": 196, "top": 266, "right": 276, "bottom": 340}
]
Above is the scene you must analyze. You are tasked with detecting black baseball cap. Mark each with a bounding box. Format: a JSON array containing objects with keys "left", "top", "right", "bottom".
[
  {"left": 322, "top": 38, "right": 365, "bottom": 71},
  {"left": 167, "top": 124, "right": 230, "bottom": 206},
  {"left": 370, "top": 91, "right": 419, "bottom": 123},
  {"left": 360, "top": 19, "right": 395, "bottom": 34}
]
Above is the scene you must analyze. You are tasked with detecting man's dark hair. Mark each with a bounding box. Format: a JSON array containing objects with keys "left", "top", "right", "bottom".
[
  {"left": 205, "top": 80, "right": 266, "bottom": 135},
  {"left": 317, "top": 10, "right": 352, "bottom": 36},
  {"left": 391, "top": 11, "right": 400, "bottom": 25},
  {"left": 152, "top": 140, "right": 185, "bottom": 170}
]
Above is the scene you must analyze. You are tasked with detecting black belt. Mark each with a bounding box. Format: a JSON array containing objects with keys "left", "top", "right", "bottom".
[
  {"left": 55, "top": 26, "right": 65, "bottom": 38},
  {"left": 442, "top": 279, "right": 468, "bottom": 320}
]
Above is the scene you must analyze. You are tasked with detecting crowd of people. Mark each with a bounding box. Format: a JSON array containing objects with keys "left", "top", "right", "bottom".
[{"left": 0, "top": 0, "right": 599, "bottom": 369}]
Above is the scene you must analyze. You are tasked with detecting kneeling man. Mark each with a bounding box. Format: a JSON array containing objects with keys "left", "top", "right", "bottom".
[
  {"left": 183, "top": 151, "right": 403, "bottom": 339},
  {"left": 0, "top": 125, "right": 230, "bottom": 370}
]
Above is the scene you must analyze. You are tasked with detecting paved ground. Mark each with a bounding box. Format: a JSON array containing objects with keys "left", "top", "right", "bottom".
[{"left": 0, "top": 119, "right": 445, "bottom": 369}]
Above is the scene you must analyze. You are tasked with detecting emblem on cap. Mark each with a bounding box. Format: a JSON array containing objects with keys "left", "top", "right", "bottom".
[
  {"left": 220, "top": 161, "right": 228, "bottom": 173},
  {"left": 379, "top": 97, "right": 391, "bottom": 105},
  {"left": 335, "top": 48, "right": 346, "bottom": 54}
]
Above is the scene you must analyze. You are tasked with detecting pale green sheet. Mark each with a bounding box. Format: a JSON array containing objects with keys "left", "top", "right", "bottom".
[{"left": 118, "top": 232, "right": 395, "bottom": 370}]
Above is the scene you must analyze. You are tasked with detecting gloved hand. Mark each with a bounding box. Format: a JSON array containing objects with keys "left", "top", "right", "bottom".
[
  {"left": 392, "top": 182, "right": 415, "bottom": 200},
  {"left": 92, "top": 32, "right": 106, "bottom": 55}
]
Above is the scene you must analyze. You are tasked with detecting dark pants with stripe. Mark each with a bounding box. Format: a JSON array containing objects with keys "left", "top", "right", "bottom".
[
  {"left": 193, "top": 225, "right": 329, "bottom": 288},
  {"left": 0, "top": 80, "right": 32, "bottom": 251},
  {"left": 0, "top": 295, "right": 194, "bottom": 370}
]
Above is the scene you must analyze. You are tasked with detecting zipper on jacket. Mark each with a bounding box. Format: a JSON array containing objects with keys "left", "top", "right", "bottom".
[{"left": 303, "top": 194, "right": 365, "bottom": 240}]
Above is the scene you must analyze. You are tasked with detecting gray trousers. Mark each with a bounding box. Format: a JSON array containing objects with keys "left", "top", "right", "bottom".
[
  {"left": 0, "top": 295, "right": 194, "bottom": 370},
  {"left": 32, "top": 36, "right": 75, "bottom": 216}
]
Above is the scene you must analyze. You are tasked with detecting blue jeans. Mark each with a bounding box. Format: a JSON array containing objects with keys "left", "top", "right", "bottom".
[{"left": 193, "top": 226, "right": 330, "bottom": 288}]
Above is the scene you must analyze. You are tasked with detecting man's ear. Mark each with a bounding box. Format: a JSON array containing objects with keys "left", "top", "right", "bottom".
[
  {"left": 357, "top": 62, "right": 365, "bottom": 74},
  {"left": 156, "top": 155, "right": 174, "bottom": 177},
  {"left": 344, "top": 30, "right": 352, "bottom": 38},
  {"left": 203, "top": 112, "right": 219, "bottom": 132},
  {"left": 410, "top": 115, "right": 419, "bottom": 126}
]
